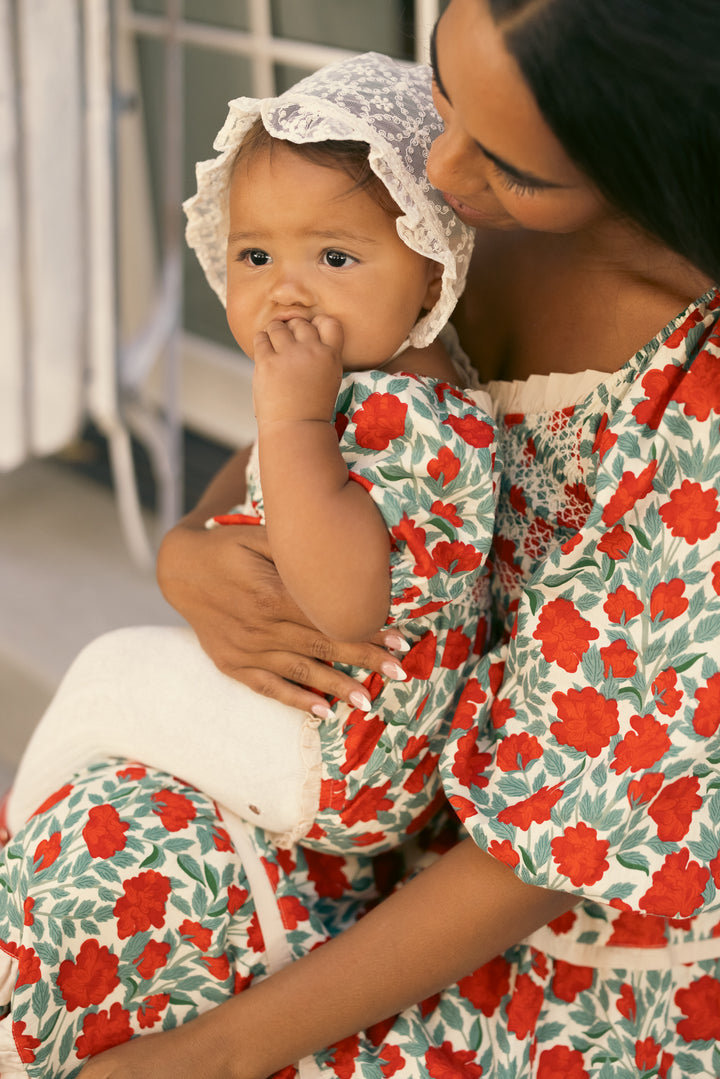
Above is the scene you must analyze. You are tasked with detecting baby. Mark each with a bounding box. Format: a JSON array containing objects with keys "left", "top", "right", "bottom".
[{"left": 7, "top": 52, "right": 498, "bottom": 858}]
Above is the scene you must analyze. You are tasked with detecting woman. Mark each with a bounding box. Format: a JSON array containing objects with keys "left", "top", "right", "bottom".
[{"left": 12, "top": 0, "right": 720, "bottom": 1075}]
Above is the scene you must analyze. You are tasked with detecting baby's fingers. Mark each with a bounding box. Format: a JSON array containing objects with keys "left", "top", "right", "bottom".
[{"left": 312, "top": 314, "right": 344, "bottom": 354}]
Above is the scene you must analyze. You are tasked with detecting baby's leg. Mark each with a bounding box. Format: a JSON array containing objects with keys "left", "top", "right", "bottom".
[{"left": 7, "top": 626, "right": 320, "bottom": 839}]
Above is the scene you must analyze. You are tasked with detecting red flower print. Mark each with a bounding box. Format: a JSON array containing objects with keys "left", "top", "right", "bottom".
[
  {"left": 496, "top": 732, "right": 543, "bottom": 772},
  {"left": 113, "top": 870, "right": 172, "bottom": 939},
  {"left": 506, "top": 973, "right": 543, "bottom": 1039},
  {"left": 458, "top": 954, "right": 511, "bottom": 1016},
  {"left": 693, "top": 671, "right": 720, "bottom": 736},
  {"left": 402, "top": 632, "right": 437, "bottom": 680},
  {"left": 673, "top": 348, "right": 720, "bottom": 420},
  {"left": 340, "top": 782, "right": 394, "bottom": 826},
  {"left": 509, "top": 485, "right": 527, "bottom": 514},
  {"left": 403, "top": 752, "right": 439, "bottom": 794},
  {"left": 627, "top": 772, "right": 665, "bottom": 806},
  {"left": 83, "top": 803, "right": 129, "bottom": 859},
  {"left": 201, "top": 953, "right": 231, "bottom": 981},
  {"left": 442, "top": 413, "right": 494, "bottom": 448},
  {"left": 432, "top": 540, "right": 483, "bottom": 574},
  {"left": 247, "top": 911, "right": 266, "bottom": 953},
  {"left": 440, "top": 627, "right": 471, "bottom": 669},
  {"left": 635, "top": 1038, "right": 661, "bottom": 1070},
  {"left": 640, "top": 849, "right": 709, "bottom": 917},
  {"left": 339, "top": 712, "right": 385, "bottom": 775},
  {"left": 610, "top": 714, "right": 670, "bottom": 774},
  {"left": 278, "top": 895, "right": 309, "bottom": 930},
  {"left": 425, "top": 1040, "right": 484, "bottom": 1079},
  {"left": 659, "top": 1052, "right": 673, "bottom": 1078},
  {"left": 665, "top": 307, "right": 706, "bottom": 347},
  {"left": 379, "top": 1044, "right": 405, "bottom": 1078},
  {"left": 326, "top": 1034, "right": 359, "bottom": 1079},
  {"left": 650, "top": 578, "right": 688, "bottom": 621},
  {"left": 487, "top": 839, "right": 520, "bottom": 868},
  {"left": 617, "top": 983, "right": 636, "bottom": 1021},
  {"left": 550, "top": 687, "right": 619, "bottom": 756},
  {"left": 213, "top": 826, "right": 233, "bottom": 852},
  {"left": 592, "top": 412, "right": 617, "bottom": 461},
  {"left": 652, "top": 667, "right": 683, "bottom": 716},
  {"left": 116, "top": 764, "right": 146, "bottom": 780},
  {"left": 452, "top": 679, "right": 487, "bottom": 730},
  {"left": 675, "top": 975, "right": 720, "bottom": 1042},
  {"left": 352, "top": 393, "right": 407, "bottom": 449},
  {"left": 179, "top": 919, "right": 212, "bottom": 951},
  {"left": 151, "top": 789, "right": 197, "bottom": 832},
  {"left": 137, "top": 992, "right": 170, "bottom": 1029},
  {"left": 648, "top": 776, "right": 701, "bottom": 841},
  {"left": 30, "top": 782, "right": 73, "bottom": 818},
  {"left": 334, "top": 411, "right": 349, "bottom": 440},
  {"left": 536, "top": 1044, "right": 589, "bottom": 1079},
  {"left": 556, "top": 482, "right": 593, "bottom": 532},
  {"left": 490, "top": 696, "right": 515, "bottom": 730},
  {"left": 450, "top": 729, "right": 491, "bottom": 790},
  {"left": 430, "top": 499, "right": 463, "bottom": 526},
  {"left": 227, "top": 884, "right": 249, "bottom": 915},
  {"left": 547, "top": 909, "right": 577, "bottom": 935},
  {"left": 15, "top": 945, "right": 41, "bottom": 988},
  {"left": 23, "top": 897, "right": 34, "bottom": 926},
  {"left": 599, "top": 639, "right": 637, "bottom": 678},
  {"left": 523, "top": 515, "right": 554, "bottom": 561},
  {"left": 134, "top": 939, "right": 171, "bottom": 979},
  {"left": 561, "top": 533, "right": 583, "bottom": 555},
  {"left": 551, "top": 823, "right": 609, "bottom": 886},
  {"left": 33, "top": 830, "right": 61, "bottom": 872},
  {"left": 305, "top": 849, "right": 350, "bottom": 900},
  {"left": 13, "top": 1020, "right": 41, "bottom": 1064},
  {"left": 427, "top": 446, "right": 460, "bottom": 487},
  {"left": 75, "top": 1001, "right": 133, "bottom": 1059},
  {"left": 449, "top": 795, "right": 479, "bottom": 822},
  {"left": 498, "top": 783, "right": 564, "bottom": 830},
  {"left": 713, "top": 561, "right": 720, "bottom": 595},
  {"left": 597, "top": 525, "right": 633, "bottom": 559},
  {"left": 601, "top": 461, "right": 658, "bottom": 527},
  {"left": 608, "top": 909, "right": 667, "bottom": 947},
  {"left": 391, "top": 515, "right": 437, "bottom": 578},
  {"left": 57, "top": 938, "right": 119, "bottom": 1009},
  {"left": 632, "top": 363, "right": 684, "bottom": 429},
  {"left": 659, "top": 480, "right": 720, "bottom": 543},
  {"left": 551, "top": 960, "right": 594, "bottom": 1002},
  {"left": 603, "top": 585, "right": 643, "bottom": 624},
  {"left": 534, "top": 597, "right": 599, "bottom": 672}
]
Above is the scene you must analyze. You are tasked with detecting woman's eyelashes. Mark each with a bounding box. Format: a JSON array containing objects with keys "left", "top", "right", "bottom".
[{"left": 492, "top": 165, "right": 541, "bottom": 198}]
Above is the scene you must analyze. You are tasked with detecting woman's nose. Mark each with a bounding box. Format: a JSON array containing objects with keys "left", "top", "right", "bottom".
[{"left": 427, "top": 126, "right": 487, "bottom": 194}]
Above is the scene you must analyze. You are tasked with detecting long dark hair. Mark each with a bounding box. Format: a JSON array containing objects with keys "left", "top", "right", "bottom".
[{"left": 490, "top": 0, "right": 720, "bottom": 282}]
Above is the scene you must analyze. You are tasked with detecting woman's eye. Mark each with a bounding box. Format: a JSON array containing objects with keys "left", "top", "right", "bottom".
[
  {"left": 323, "top": 250, "right": 355, "bottom": 268},
  {"left": 239, "top": 248, "right": 271, "bottom": 266},
  {"left": 493, "top": 166, "right": 539, "bottom": 198}
]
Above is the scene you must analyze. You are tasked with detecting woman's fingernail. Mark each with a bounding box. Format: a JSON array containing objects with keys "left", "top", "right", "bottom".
[
  {"left": 384, "top": 633, "right": 410, "bottom": 653},
  {"left": 310, "top": 703, "right": 334, "bottom": 720},
  {"left": 380, "top": 660, "right": 407, "bottom": 681},
  {"left": 349, "top": 691, "right": 372, "bottom": 712}
]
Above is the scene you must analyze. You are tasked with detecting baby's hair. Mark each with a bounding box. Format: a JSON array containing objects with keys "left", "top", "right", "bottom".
[{"left": 232, "top": 118, "right": 401, "bottom": 219}]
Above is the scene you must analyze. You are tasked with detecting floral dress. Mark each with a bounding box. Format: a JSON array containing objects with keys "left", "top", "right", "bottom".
[{"left": 1, "top": 294, "right": 720, "bottom": 1077}]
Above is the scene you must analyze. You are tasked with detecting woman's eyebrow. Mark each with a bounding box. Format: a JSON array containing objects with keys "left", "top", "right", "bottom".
[{"left": 428, "top": 20, "right": 566, "bottom": 191}]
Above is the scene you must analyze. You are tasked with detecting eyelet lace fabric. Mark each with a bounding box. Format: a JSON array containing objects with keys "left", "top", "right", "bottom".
[{"left": 183, "top": 52, "right": 475, "bottom": 349}]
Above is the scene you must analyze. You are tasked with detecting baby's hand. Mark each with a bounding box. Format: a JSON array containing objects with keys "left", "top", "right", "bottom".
[{"left": 253, "top": 315, "right": 344, "bottom": 427}]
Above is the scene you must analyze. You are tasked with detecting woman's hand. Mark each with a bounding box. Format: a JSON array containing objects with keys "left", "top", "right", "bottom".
[{"left": 157, "top": 516, "right": 407, "bottom": 714}]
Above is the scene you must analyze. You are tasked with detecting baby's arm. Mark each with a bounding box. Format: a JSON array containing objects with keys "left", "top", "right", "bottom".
[{"left": 255, "top": 316, "right": 391, "bottom": 642}]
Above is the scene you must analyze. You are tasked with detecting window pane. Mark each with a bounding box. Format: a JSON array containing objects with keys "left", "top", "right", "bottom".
[
  {"left": 184, "top": 0, "right": 249, "bottom": 32},
  {"left": 271, "top": 0, "right": 414, "bottom": 59}
]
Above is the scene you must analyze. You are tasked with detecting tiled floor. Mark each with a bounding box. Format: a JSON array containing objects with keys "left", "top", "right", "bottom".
[{"left": 0, "top": 459, "right": 182, "bottom": 794}]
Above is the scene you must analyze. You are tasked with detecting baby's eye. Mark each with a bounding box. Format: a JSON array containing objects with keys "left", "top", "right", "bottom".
[
  {"left": 322, "top": 249, "right": 356, "bottom": 268},
  {"left": 239, "top": 248, "right": 271, "bottom": 266}
]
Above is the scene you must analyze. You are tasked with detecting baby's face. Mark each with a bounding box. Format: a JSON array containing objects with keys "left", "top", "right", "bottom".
[{"left": 225, "top": 143, "right": 440, "bottom": 369}]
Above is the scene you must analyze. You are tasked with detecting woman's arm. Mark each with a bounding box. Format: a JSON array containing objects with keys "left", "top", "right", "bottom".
[
  {"left": 79, "top": 840, "right": 576, "bottom": 1079},
  {"left": 256, "top": 316, "right": 391, "bottom": 641},
  {"left": 156, "top": 447, "right": 404, "bottom": 714}
]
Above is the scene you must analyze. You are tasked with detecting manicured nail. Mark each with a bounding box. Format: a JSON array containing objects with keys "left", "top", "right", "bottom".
[
  {"left": 310, "top": 703, "right": 334, "bottom": 720},
  {"left": 383, "top": 633, "right": 410, "bottom": 653},
  {"left": 380, "top": 660, "right": 407, "bottom": 681},
  {"left": 349, "top": 691, "right": 372, "bottom": 712}
]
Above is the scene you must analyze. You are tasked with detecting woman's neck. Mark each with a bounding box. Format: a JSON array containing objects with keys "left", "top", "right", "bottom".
[{"left": 453, "top": 225, "right": 713, "bottom": 383}]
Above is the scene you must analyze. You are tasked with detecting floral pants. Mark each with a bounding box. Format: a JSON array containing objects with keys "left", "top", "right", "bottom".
[{"left": 1, "top": 761, "right": 720, "bottom": 1078}]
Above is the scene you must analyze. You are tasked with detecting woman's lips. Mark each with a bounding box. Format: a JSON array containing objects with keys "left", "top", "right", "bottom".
[{"left": 442, "top": 190, "right": 504, "bottom": 228}]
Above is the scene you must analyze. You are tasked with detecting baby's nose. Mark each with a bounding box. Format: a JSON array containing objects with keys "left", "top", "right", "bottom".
[{"left": 269, "top": 268, "right": 315, "bottom": 307}]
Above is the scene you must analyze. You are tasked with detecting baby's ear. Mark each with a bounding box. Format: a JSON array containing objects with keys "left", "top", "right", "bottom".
[{"left": 422, "top": 260, "right": 444, "bottom": 310}]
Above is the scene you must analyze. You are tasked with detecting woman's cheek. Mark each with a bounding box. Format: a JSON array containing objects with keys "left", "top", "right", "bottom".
[{"left": 497, "top": 189, "right": 607, "bottom": 234}]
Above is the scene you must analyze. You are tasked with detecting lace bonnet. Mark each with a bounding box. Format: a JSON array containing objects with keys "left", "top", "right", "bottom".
[{"left": 184, "top": 51, "right": 475, "bottom": 349}]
